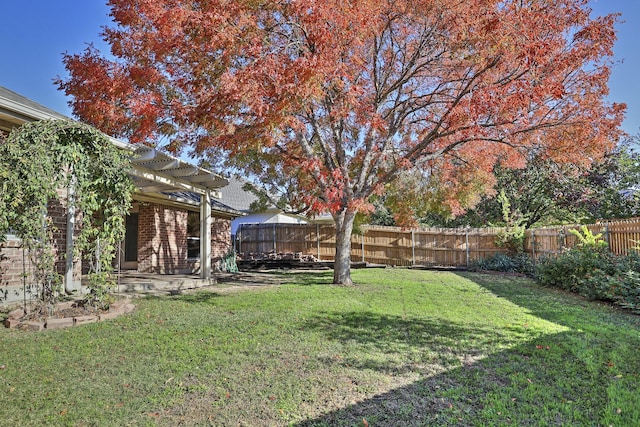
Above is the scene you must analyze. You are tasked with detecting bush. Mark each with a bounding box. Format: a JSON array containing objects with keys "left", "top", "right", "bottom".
[
  {"left": 471, "top": 253, "right": 534, "bottom": 275},
  {"left": 535, "top": 246, "right": 615, "bottom": 292},
  {"left": 535, "top": 247, "right": 640, "bottom": 314},
  {"left": 216, "top": 249, "right": 239, "bottom": 273}
]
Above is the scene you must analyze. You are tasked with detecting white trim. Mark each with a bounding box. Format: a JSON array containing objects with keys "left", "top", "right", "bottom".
[
  {"left": 130, "top": 164, "right": 220, "bottom": 196},
  {"left": 200, "top": 190, "right": 212, "bottom": 279},
  {"left": 3, "top": 234, "right": 20, "bottom": 245},
  {"left": 0, "top": 92, "right": 67, "bottom": 124}
]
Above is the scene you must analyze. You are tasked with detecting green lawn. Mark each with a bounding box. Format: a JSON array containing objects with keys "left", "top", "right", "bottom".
[{"left": 1, "top": 269, "right": 639, "bottom": 426}]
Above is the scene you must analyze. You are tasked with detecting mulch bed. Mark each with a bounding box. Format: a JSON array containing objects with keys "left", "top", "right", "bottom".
[{"left": 3, "top": 298, "right": 135, "bottom": 330}]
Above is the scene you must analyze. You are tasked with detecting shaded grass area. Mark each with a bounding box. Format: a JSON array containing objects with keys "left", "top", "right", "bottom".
[{"left": 1, "top": 269, "right": 639, "bottom": 426}]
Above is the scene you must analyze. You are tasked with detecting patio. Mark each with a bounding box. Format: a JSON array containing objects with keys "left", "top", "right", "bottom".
[{"left": 112, "top": 271, "right": 217, "bottom": 296}]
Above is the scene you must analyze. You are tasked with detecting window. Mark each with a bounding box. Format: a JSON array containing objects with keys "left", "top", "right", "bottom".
[
  {"left": 187, "top": 211, "right": 200, "bottom": 258},
  {"left": 5, "top": 227, "right": 18, "bottom": 240}
]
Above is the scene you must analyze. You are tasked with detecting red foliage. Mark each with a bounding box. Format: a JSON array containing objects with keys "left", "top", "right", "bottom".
[{"left": 58, "top": 0, "right": 624, "bottom": 223}]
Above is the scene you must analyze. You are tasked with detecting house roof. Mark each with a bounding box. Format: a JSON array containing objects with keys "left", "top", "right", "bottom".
[
  {"left": 215, "top": 175, "right": 335, "bottom": 224},
  {"left": 214, "top": 176, "right": 263, "bottom": 212},
  {"left": 163, "top": 191, "right": 243, "bottom": 217},
  {"left": 0, "top": 86, "right": 67, "bottom": 131},
  {"left": 0, "top": 85, "right": 228, "bottom": 198}
]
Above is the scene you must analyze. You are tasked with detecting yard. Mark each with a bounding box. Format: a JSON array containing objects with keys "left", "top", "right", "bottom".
[{"left": 1, "top": 269, "right": 639, "bottom": 426}]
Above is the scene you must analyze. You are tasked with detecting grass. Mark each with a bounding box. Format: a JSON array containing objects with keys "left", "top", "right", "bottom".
[{"left": 1, "top": 268, "right": 639, "bottom": 426}]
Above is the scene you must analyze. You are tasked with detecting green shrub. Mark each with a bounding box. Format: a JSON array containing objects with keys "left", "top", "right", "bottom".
[
  {"left": 613, "top": 271, "right": 640, "bottom": 313},
  {"left": 471, "top": 253, "right": 534, "bottom": 275},
  {"left": 535, "top": 247, "right": 640, "bottom": 313},
  {"left": 217, "top": 249, "right": 238, "bottom": 273},
  {"left": 536, "top": 246, "right": 614, "bottom": 292},
  {"left": 492, "top": 190, "right": 527, "bottom": 254},
  {"left": 83, "top": 271, "right": 116, "bottom": 310},
  {"left": 568, "top": 225, "right": 608, "bottom": 250}
]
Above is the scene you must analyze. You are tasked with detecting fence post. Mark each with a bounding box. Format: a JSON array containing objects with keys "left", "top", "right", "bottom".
[
  {"left": 465, "top": 228, "right": 470, "bottom": 268},
  {"left": 604, "top": 224, "right": 611, "bottom": 250},
  {"left": 316, "top": 223, "right": 321, "bottom": 260},
  {"left": 361, "top": 230, "right": 365, "bottom": 263},
  {"left": 273, "top": 223, "right": 277, "bottom": 253},
  {"left": 411, "top": 230, "right": 416, "bottom": 266},
  {"left": 531, "top": 231, "right": 536, "bottom": 262}
]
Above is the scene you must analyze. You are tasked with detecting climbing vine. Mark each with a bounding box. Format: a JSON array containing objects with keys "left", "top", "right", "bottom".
[
  {"left": 0, "top": 138, "right": 8, "bottom": 299},
  {"left": 0, "top": 120, "right": 134, "bottom": 309}
]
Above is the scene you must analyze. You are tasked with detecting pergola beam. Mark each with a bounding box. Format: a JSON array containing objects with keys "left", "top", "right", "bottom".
[{"left": 129, "top": 165, "right": 208, "bottom": 195}]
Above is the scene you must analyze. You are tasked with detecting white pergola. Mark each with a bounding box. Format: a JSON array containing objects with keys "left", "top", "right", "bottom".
[
  {"left": 65, "top": 143, "right": 230, "bottom": 292},
  {"left": 122, "top": 142, "right": 229, "bottom": 283},
  {"left": 63, "top": 138, "right": 230, "bottom": 292}
]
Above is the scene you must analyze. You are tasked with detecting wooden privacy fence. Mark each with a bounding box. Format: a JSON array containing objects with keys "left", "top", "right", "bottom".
[
  {"left": 236, "top": 223, "right": 509, "bottom": 267},
  {"left": 525, "top": 219, "right": 640, "bottom": 260},
  {"left": 236, "top": 218, "right": 640, "bottom": 268}
]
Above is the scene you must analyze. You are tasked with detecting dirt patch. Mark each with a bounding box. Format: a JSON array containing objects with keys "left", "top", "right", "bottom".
[{"left": 22, "top": 301, "right": 102, "bottom": 321}]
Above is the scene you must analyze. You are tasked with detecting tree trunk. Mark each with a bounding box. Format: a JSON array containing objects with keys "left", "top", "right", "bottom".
[{"left": 333, "top": 209, "right": 356, "bottom": 285}]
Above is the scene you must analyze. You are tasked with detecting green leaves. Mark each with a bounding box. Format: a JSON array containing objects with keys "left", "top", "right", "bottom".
[
  {"left": 568, "top": 225, "right": 608, "bottom": 249},
  {"left": 0, "top": 119, "right": 134, "bottom": 305},
  {"left": 535, "top": 245, "right": 640, "bottom": 313}
]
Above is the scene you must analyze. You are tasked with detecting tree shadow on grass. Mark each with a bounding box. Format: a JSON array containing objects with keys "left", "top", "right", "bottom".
[
  {"left": 172, "top": 291, "right": 226, "bottom": 304},
  {"left": 304, "top": 310, "right": 530, "bottom": 375},
  {"left": 296, "top": 283, "right": 640, "bottom": 426},
  {"left": 216, "top": 270, "right": 334, "bottom": 286},
  {"left": 279, "top": 270, "right": 335, "bottom": 286},
  {"left": 216, "top": 271, "right": 288, "bottom": 286},
  {"left": 142, "top": 291, "right": 225, "bottom": 305},
  {"left": 295, "top": 329, "right": 610, "bottom": 427}
]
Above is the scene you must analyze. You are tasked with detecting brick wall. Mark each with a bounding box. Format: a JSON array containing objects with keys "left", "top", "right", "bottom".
[
  {"left": 138, "top": 202, "right": 189, "bottom": 273},
  {"left": 212, "top": 217, "right": 232, "bottom": 261},
  {"left": 137, "top": 202, "right": 232, "bottom": 274},
  {"left": 1, "top": 238, "right": 33, "bottom": 288},
  {"left": 1, "top": 190, "right": 82, "bottom": 290},
  {"left": 49, "top": 195, "right": 68, "bottom": 277},
  {"left": 2, "top": 199, "right": 233, "bottom": 288}
]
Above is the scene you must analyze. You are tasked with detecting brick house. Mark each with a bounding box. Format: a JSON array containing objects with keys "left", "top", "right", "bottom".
[{"left": 0, "top": 86, "right": 240, "bottom": 301}]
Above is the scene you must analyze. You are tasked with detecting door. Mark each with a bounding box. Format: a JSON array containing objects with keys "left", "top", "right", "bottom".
[{"left": 121, "top": 212, "right": 139, "bottom": 270}]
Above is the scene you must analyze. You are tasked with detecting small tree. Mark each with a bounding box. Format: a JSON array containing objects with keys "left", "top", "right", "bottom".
[
  {"left": 493, "top": 190, "right": 527, "bottom": 255},
  {"left": 0, "top": 120, "right": 134, "bottom": 309},
  {"left": 569, "top": 225, "right": 608, "bottom": 250},
  {"left": 420, "top": 143, "right": 640, "bottom": 229}
]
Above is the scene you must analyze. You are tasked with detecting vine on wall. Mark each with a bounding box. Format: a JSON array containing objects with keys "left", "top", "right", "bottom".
[{"left": 0, "top": 120, "right": 134, "bottom": 309}]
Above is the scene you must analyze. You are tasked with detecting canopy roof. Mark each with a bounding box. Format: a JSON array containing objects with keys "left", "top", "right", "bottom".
[{"left": 0, "top": 86, "right": 230, "bottom": 203}]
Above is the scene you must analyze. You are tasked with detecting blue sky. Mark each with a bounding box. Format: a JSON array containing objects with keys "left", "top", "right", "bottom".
[{"left": 1, "top": 1, "right": 639, "bottom": 134}]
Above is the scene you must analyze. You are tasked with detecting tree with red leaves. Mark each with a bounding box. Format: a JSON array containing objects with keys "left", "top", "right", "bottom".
[{"left": 58, "top": 0, "right": 624, "bottom": 284}]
